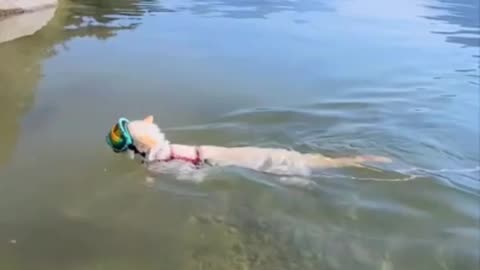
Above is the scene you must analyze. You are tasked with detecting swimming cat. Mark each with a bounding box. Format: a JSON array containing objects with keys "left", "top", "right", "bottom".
[{"left": 106, "top": 115, "right": 391, "bottom": 177}]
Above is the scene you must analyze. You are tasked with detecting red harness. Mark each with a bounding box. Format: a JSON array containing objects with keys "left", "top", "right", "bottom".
[{"left": 162, "top": 146, "right": 202, "bottom": 166}]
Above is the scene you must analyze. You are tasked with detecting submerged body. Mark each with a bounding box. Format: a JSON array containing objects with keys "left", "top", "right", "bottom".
[{"left": 107, "top": 115, "right": 392, "bottom": 177}]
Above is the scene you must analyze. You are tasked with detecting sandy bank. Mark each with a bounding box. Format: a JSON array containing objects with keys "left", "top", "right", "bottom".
[{"left": 0, "top": 0, "right": 57, "bottom": 17}]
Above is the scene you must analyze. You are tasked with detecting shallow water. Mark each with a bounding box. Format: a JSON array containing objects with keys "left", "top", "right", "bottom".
[{"left": 0, "top": 0, "right": 479, "bottom": 269}]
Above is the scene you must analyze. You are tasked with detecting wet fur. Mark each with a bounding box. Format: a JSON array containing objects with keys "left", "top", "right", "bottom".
[{"left": 124, "top": 115, "right": 392, "bottom": 177}]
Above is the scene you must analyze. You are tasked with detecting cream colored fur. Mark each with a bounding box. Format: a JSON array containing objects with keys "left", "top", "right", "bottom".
[{"left": 126, "top": 115, "right": 392, "bottom": 177}]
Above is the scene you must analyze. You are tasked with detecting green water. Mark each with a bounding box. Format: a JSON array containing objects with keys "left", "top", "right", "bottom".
[{"left": 0, "top": 0, "right": 479, "bottom": 269}]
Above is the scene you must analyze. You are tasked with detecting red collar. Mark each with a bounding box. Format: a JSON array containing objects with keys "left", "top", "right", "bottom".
[{"left": 161, "top": 146, "right": 202, "bottom": 166}]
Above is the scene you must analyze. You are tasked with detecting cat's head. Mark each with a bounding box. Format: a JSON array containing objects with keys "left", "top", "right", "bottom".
[{"left": 106, "top": 115, "right": 170, "bottom": 161}]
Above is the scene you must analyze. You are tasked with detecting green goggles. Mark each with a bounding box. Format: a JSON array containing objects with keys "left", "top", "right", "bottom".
[{"left": 105, "top": 117, "right": 133, "bottom": 153}]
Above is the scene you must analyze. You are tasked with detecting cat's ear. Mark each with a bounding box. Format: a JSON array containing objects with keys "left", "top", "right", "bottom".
[{"left": 144, "top": 115, "right": 154, "bottom": 123}]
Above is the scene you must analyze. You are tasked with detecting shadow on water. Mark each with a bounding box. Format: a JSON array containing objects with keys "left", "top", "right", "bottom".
[{"left": 0, "top": 0, "right": 171, "bottom": 166}]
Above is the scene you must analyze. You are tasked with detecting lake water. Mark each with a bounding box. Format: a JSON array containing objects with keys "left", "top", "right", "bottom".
[{"left": 0, "top": 0, "right": 479, "bottom": 269}]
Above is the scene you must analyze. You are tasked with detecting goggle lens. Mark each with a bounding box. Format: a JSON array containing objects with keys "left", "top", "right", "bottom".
[{"left": 106, "top": 118, "right": 131, "bottom": 152}]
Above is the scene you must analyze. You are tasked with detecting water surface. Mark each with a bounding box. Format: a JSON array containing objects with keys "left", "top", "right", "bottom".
[{"left": 0, "top": 0, "right": 479, "bottom": 269}]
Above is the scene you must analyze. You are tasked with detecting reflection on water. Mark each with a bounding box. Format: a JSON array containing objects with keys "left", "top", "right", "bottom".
[
  {"left": 425, "top": 0, "right": 480, "bottom": 48},
  {"left": 0, "top": 0, "right": 169, "bottom": 165},
  {"left": 178, "top": 0, "right": 332, "bottom": 19},
  {"left": 0, "top": 0, "right": 479, "bottom": 269},
  {"left": 64, "top": 0, "right": 173, "bottom": 39},
  {"left": 0, "top": 9, "right": 56, "bottom": 165}
]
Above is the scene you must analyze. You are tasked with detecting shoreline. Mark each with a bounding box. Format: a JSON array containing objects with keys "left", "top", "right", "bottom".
[
  {"left": 0, "top": 0, "right": 57, "bottom": 18},
  {"left": 0, "top": 0, "right": 58, "bottom": 43}
]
